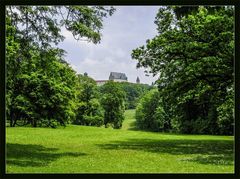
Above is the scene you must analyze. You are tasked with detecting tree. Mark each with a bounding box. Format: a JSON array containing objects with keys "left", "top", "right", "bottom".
[
  {"left": 6, "top": 6, "right": 115, "bottom": 47},
  {"left": 8, "top": 49, "right": 78, "bottom": 128},
  {"left": 6, "top": 6, "right": 115, "bottom": 128},
  {"left": 116, "top": 82, "right": 152, "bottom": 109},
  {"left": 136, "top": 89, "right": 170, "bottom": 132},
  {"left": 100, "top": 81, "right": 126, "bottom": 129},
  {"left": 132, "top": 6, "right": 234, "bottom": 134},
  {"left": 6, "top": 17, "right": 20, "bottom": 127},
  {"left": 74, "top": 74, "right": 103, "bottom": 126}
]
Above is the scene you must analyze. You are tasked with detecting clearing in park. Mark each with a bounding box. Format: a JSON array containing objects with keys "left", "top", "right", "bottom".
[{"left": 6, "top": 110, "right": 234, "bottom": 173}]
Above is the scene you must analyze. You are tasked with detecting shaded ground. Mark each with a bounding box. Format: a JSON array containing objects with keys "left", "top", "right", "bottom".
[
  {"left": 6, "top": 109, "right": 234, "bottom": 173},
  {"left": 7, "top": 143, "right": 86, "bottom": 167},
  {"left": 97, "top": 138, "right": 233, "bottom": 166}
]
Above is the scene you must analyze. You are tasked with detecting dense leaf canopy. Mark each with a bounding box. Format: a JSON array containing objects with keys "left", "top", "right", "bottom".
[
  {"left": 100, "top": 81, "right": 126, "bottom": 129},
  {"left": 132, "top": 6, "right": 234, "bottom": 134},
  {"left": 6, "top": 6, "right": 115, "bottom": 127}
]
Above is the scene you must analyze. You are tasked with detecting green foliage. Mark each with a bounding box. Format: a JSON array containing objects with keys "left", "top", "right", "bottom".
[
  {"left": 6, "top": 6, "right": 115, "bottom": 47},
  {"left": 115, "top": 82, "right": 152, "bottom": 109},
  {"left": 74, "top": 75, "right": 103, "bottom": 126},
  {"left": 132, "top": 6, "right": 233, "bottom": 135},
  {"left": 82, "top": 115, "right": 103, "bottom": 127},
  {"left": 8, "top": 49, "right": 78, "bottom": 128},
  {"left": 6, "top": 17, "right": 20, "bottom": 119},
  {"left": 136, "top": 89, "right": 170, "bottom": 132},
  {"left": 217, "top": 86, "right": 234, "bottom": 135},
  {"left": 100, "top": 81, "right": 126, "bottom": 129},
  {"left": 6, "top": 6, "right": 115, "bottom": 128}
]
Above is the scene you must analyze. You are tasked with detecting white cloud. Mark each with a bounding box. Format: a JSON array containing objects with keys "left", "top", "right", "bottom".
[
  {"left": 61, "top": 28, "right": 73, "bottom": 39},
  {"left": 58, "top": 6, "right": 160, "bottom": 84}
]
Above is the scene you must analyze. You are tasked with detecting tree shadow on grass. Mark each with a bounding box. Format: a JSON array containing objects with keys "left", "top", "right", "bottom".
[
  {"left": 7, "top": 143, "right": 87, "bottom": 167},
  {"left": 97, "top": 138, "right": 233, "bottom": 166}
]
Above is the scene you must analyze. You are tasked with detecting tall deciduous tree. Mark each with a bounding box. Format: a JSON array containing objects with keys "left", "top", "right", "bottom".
[
  {"left": 74, "top": 74, "right": 103, "bottom": 126},
  {"left": 100, "top": 81, "right": 126, "bottom": 129},
  {"left": 8, "top": 48, "right": 78, "bottom": 128},
  {"left": 132, "top": 6, "right": 234, "bottom": 134},
  {"left": 6, "top": 6, "right": 115, "bottom": 127},
  {"left": 6, "top": 6, "right": 115, "bottom": 46}
]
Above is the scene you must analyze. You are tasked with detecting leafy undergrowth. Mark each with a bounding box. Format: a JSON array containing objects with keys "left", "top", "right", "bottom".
[{"left": 6, "top": 110, "right": 234, "bottom": 173}]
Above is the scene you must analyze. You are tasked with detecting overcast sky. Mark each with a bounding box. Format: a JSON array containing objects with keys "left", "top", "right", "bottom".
[{"left": 59, "top": 6, "right": 160, "bottom": 85}]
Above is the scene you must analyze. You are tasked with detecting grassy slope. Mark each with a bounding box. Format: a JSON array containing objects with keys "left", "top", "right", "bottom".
[{"left": 6, "top": 109, "right": 234, "bottom": 173}]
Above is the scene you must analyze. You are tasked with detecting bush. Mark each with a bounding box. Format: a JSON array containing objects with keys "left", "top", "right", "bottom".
[{"left": 82, "top": 115, "right": 104, "bottom": 127}]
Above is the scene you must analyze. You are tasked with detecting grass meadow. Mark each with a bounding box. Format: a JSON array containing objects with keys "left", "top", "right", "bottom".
[{"left": 6, "top": 110, "right": 234, "bottom": 173}]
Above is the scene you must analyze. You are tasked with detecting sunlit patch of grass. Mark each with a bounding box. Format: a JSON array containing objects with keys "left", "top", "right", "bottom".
[{"left": 6, "top": 110, "right": 234, "bottom": 173}]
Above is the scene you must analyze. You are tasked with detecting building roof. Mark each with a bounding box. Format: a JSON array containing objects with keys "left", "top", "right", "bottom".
[{"left": 109, "top": 72, "right": 127, "bottom": 80}]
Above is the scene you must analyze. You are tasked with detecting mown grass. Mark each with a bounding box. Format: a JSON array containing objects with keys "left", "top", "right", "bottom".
[{"left": 6, "top": 109, "right": 234, "bottom": 173}]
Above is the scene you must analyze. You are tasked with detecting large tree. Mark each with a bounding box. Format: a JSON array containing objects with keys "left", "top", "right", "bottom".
[
  {"left": 100, "top": 81, "right": 126, "bottom": 129},
  {"left": 132, "top": 6, "right": 234, "bottom": 134},
  {"left": 136, "top": 89, "right": 170, "bottom": 132},
  {"left": 74, "top": 74, "right": 103, "bottom": 126},
  {"left": 6, "top": 6, "right": 115, "bottom": 127},
  {"left": 6, "top": 6, "right": 115, "bottom": 46},
  {"left": 7, "top": 47, "right": 78, "bottom": 127}
]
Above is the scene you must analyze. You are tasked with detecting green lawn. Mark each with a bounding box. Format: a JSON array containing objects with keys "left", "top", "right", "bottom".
[{"left": 6, "top": 109, "right": 234, "bottom": 173}]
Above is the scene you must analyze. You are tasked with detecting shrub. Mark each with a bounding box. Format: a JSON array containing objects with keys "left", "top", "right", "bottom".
[{"left": 82, "top": 115, "right": 104, "bottom": 127}]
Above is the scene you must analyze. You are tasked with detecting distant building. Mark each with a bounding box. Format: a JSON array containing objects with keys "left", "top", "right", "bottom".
[
  {"left": 109, "top": 72, "right": 128, "bottom": 82},
  {"left": 95, "top": 80, "right": 108, "bottom": 86},
  {"left": 95, "top": 72, "right": 130, "bottom": 86},
  {"left": 136, "top": 76, "right": 140, "bottom": 84}
]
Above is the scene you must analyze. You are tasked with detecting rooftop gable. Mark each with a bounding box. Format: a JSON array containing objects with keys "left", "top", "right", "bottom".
[{"left": 109, "top": 72, "right": 127, "bottom": 80}]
